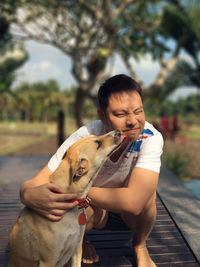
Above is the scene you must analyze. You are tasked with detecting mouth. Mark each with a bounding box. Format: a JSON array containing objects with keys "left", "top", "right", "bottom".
[
  {"left": 123, "top": 128, "right": 140, "bottom": 135},
  {"left": 107, "top": 133, "right": 129, "bottom": 157}
]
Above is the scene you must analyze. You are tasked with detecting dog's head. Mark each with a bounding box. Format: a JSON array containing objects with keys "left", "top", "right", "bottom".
[{"left": 50, "top": 130, "right": 121, "bottom": 195}]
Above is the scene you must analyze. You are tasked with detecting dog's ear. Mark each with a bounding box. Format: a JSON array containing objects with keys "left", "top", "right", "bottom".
[
  {"left": 62, "top": 151, "right": 67, "bottom": 160},
  {"left": 72, "top": 158, "right": 89, "bottom": 182}
]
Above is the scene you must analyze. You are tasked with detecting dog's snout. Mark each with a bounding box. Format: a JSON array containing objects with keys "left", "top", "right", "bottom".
[
  {"left": 115, "top": 130, "right": 121, "bottom": 137},
  {"left": 114, "top": 130, "right": 121, "bottom": 143}
]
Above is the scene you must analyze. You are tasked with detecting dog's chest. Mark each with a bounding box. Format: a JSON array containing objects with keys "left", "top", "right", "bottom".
[{"left": 54, "top": 208, "right": 86, "bottom": 266}]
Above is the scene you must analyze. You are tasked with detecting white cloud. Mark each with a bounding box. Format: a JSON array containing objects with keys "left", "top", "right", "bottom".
[
  {"left": 14, "top": 60, "right": 61, "bottom": 86},
  {"left": 25, "top": 41, "right": 65, "bottom": 60},
  {"left": 13, "top": 40, "right": 76, "bottom": 88},
  {"left": 129, "top": 55, "right": 160, "bottom": 86},
  {"left": 15, "top": 41, "right": 162, "bottom": 88},
  {"left": 13, "top": 40, "right": 198, "bottom": 100},
  {"left": 39, "top": 61, "right": 52, "bottom": 70}
]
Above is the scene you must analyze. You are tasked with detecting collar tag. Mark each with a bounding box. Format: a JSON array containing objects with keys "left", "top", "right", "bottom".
[{"left": 78, "top": 213, "right": 86, "bottom": 225}]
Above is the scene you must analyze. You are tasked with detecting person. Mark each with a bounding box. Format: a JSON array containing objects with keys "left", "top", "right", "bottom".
[{"left": 20, "top": 74, "right": 163, "bottom": 267}]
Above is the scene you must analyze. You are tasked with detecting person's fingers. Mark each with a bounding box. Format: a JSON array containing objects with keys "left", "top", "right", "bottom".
[
  {"left": 46, "top": 213, "right": 63, "bottom": 222},
  {"left": 51, "top": 201, "right": 78, "bottom": 210},
  {"left": 49, "top": 209, "right": 66, "bottom": 216},
  {"left": 47, "top": 182, "right": 66, "bottom": 193},
  {"left": 35, "top": 208, "right": 64, "bottom": 221},
  {"left": 54, "top": 192, "right": 78, "bottom": 202}
]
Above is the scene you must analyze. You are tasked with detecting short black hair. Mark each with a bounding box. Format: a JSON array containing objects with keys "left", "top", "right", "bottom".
[{"left": 98, "top": 74, "right": 143, "bottom": 110}]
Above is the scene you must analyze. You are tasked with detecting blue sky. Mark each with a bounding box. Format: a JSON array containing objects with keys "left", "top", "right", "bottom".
[{"left": 14, "top": 40, "right": 198, "bottom": 100}]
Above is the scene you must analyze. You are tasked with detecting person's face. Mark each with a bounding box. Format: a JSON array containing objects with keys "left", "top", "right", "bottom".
[{"left": 98, "top": 91, "right": 145, "bottom": 142}]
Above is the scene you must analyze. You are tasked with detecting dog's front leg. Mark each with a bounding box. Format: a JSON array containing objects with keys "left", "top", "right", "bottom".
[{"left": 71, "top": 240, "right": 83, "bottom": 267}]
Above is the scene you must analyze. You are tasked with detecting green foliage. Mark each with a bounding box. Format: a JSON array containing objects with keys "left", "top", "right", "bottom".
[
  {"left": 15, "top": 80, "right": 68, "bottom": 121},
  {"left": 144, "top": 91, "right": 200, "bottom": 123},
  {"left": 0, "top": 79, "right": 68, "bottom": 121},
  {"left": 163, "top": 150, "right": 191, "bottom": 179},
  {"left": 0, "top": 80, "right": 99, "bottom": 123},
  {"left": 0, "top": 47, "right": 28, "bottom": 94},
  {"left": 82, "top": 99, "right": 98, "bottom": 121},
  {"left": 160, "top": 60, "right": 197, "bottom": 100},
  {"left": 0, "top": 0, "right": 28, "bottom": 95},
  {"left": 160, "top": 3, "right": 199, "bottom": 58},
  {"left": 158, "top": 1, "right": 200, "bottom": 100},
  {"left": 175, "top": 93, "right": 200, "bottom": 117}
]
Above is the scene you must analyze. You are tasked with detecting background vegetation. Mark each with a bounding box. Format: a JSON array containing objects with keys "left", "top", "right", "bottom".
[{"left": 0, "top": 0, "right": 200, "bottom": 180}]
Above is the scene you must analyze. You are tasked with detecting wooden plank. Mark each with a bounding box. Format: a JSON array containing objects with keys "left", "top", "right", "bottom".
[{"left": 0, "top": 185, "right": 199, "bottom": 266}]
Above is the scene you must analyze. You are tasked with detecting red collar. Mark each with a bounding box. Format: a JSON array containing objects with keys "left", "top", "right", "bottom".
[{"left": 69, "top": 196, "right": 91, "bottom": 209}]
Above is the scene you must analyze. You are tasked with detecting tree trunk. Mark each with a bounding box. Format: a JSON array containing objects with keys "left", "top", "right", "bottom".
[
  {"left": 57, "top": 110, "right": 65, "bottom": 147},
  {"left": 74, "top": 87, "right": 87, "bottom": 128}
]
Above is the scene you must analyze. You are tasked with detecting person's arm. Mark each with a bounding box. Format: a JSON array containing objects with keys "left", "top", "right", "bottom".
[
  {"left": 20, "top": 165, "right": 78, "bottom": 221},
  {"left": 88, "top": 167, "right": 159, "bottom": 215}
]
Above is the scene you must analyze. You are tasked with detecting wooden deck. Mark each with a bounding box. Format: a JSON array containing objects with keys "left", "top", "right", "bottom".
[
  {"left": 0, "top": 156, "right": 199, "bottom": 266},
  {"left": 0, "top": 196, "right": 199, "bottom": 267},
  {"left": 83, "top": 195, "right": 200, "bottom": 267}
]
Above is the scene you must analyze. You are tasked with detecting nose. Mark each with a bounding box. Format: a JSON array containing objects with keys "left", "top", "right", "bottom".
[{"left": 126, "top": 114, "right": 137, "bottom": 126}]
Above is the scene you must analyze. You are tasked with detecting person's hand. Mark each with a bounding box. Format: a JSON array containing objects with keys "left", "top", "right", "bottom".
[{"left": 21, "top": 183, "right": 78, "bottom": 221}]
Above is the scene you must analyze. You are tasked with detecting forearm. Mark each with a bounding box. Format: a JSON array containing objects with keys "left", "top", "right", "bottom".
[
  {"left": 20, "top": 165, "right": 51, "bottom": 204},
  {"left": 88, "top": 187, "right": 142, "bottom": 215},
  {"left": 20, "top": 179, "right": 39, "bottom": 204}
]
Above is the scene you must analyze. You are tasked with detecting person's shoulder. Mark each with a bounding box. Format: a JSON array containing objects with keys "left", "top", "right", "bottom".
[
  {"left": 86, "top": 120, "right": 106, "bottom": 135},
  {"left": 143, "top": 121, "right": 162, "bottom": 138},
  {"left": 84, "top": 120, "right": 106, "bottom": 136},
  {"left": 138, "top": 121, "right": 163, "bottom": 154},
  {"left": 141, "top": 121, "right": 163, "bottom": 145}
]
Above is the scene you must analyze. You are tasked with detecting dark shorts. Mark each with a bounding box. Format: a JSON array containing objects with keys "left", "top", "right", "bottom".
[{"left": 102, "top": 212, "right": 130, "bottom": 231}]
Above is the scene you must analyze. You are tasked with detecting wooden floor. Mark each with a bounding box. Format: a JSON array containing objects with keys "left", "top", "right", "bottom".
[
  {"left": 0, "top": 187, "right": 199, "bottom": 267},
  {"left": 83, "top": 195, "right": 200, "bottom": 267}
]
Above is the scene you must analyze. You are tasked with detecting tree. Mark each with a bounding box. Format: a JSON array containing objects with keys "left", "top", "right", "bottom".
[
  {"left": 5, "top": 0, "right": 196, "bottom": 126},
  {"left": 158, "top": 0, "right": 200, "bottom": 100},
  {"left": 0, "top": 0, "right": 28, "bottom": 94},
  {"left": 0, "top": 47, "right": 28, "bottom": 93},
  {"left": 14, "top": 80, "right": 67, "bottom": 122}
]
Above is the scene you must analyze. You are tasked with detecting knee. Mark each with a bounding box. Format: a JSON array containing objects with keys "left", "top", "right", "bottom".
[
  {"left": 86, "top": 206, "right": 95, "bottom": 222},
  {"left": 124, "top": 193, "right": 157, "bottom": 218},
  {"left": 85, "top": 206, "right": 107, "bottom": 230}
]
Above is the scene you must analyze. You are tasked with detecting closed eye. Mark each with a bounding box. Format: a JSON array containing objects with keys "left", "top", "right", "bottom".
[{"left": 95, "top": 140, "right": 102, "bottom": 149}]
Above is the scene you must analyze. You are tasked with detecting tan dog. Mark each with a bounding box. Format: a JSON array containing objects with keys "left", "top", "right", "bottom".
[{"left": 9, "top": 130, "right": 121, "bottom": 267}]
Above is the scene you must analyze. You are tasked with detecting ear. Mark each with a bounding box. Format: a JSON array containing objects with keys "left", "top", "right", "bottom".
[
  {"left": 62, "top": 151, "right": 67, "bottom": 160},
  {"left": 72, "top": 158, "right": 89, "bottom": 182},
  {"left": 98, "top": 109, "right": 106, "bottom": 124}
]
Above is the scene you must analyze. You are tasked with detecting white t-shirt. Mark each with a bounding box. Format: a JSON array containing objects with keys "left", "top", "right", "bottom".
[{"left": 48, "top": 120, "right": 163, "bottom": 188}]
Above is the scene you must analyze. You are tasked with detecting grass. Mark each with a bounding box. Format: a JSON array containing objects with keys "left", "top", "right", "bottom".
[
  {"left": 0, "top": 119, "right": 77, "bottom": 136},
  {"left": 0, "top": 134, "right": 50, "bottom": 155},
  {"left": 161, "top": 124, "right": 200, "bottom": 180},
  {"left": 0, "top": 120, "right": 77, "bottom": 155},
  {"left": 181, "top": 125, "right": 200, "bottom": 139},
  {"left": 1, "top": 120, "right": 200, "bottom": 180},
  {"left": 0, "top": 121, "right": 57, "bottom": 135}
]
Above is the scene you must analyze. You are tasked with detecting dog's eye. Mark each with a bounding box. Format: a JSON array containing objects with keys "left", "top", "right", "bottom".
[{"left": 95, "top": 140, "right": 102, "bottom": 149}]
